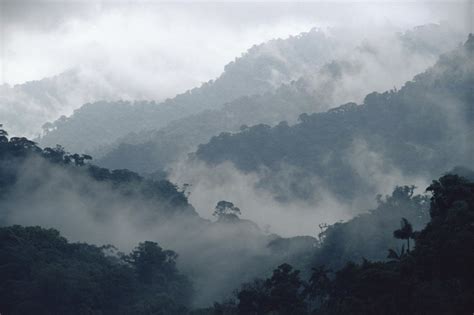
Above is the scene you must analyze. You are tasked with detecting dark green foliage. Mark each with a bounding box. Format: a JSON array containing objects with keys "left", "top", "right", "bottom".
[
  {"left": 305, "top": 265, "right": 331, "bottom": 304},
  {"left": 39, "top": 29, "right": 336, "bottom": 155},
  {"left": 237, "top": 264, "right": 307, "bottom": 315},
  {"left": 0, "top": 127, "right": 195, "bottom": 217},
  {"left": 97, "top": 77, "right": 318, "bottom": 173},
  {"left": 318, "top": 174, "right": 474, "bottom": 315},
  {"left": 320, "top": 260, "right": 411, "bottom": 315},
  {"left": 212, "top": 174, "right": 474, "bottom": 315},
  {"left": 312, "top": 185, "right": 429, "bottom": 269},
  {"left": 0, "top": 225, "right": 192, "bottom": 315},
  {"left": 195, "top": 35, "right": 474, "bottom": 202},
  {"left": 96, "top": 25, "right": 465, "bottom": 175},
  {"left": 414, "top": 174, "right": 474, "bottom": 289},
  {"left": 213, "top": 201, "right": 242, "bottom": 222},
  {"left": 393, "top": 218, "right": 414, "bottom": 252}
]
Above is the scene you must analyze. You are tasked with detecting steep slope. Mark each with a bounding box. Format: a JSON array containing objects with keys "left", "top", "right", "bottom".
[
  {"left": 0, "top": 131, "right": 197, "bottom": 223},
  {"left": 95, "top": 25, "right": 462, "bottom": 173},
  {"left": 0, "top": 127, "right": 313, "bottom": 307},
  {"left": 96, "top": 24, "right": 464, "bottom": 174},
  {"left": 203, "top": 173, "right": 474, "bottom": 315},
  {"left": 194, "top": 34, "right": 474, "bottom": 203},
  {"left": 97, "top": 77, "right": 315, "bottom": 173},
  {"left": 37, "top": 29, "right": 339, "bottom": 154}
]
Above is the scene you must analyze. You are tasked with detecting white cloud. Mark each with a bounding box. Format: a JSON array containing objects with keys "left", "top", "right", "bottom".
[{"left": 1, "top": 1, "right": 470, "bottom": 87}]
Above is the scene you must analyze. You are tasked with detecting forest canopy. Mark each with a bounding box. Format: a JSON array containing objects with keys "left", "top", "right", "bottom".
[{"left": 1, "top": 12, "right": 472, "bottom": 314}]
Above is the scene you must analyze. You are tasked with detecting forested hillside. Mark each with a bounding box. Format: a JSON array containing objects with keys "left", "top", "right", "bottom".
[
  {"left": 3, "top": 124, "right": 473, "bottom": 313},
  {"left": 96, "top": 24, "right": 461, "bottom": 173},
  {"left": 2, "top": 4, "right": 473, "bottom": 312},
  {"left": 197, "top": 173, "right": 474, "bottom": 314},
  {"left": 37, "top": 25, "right": 461, "bottom": 159},
  {"left": 96, "top": 72, "right": 316, "bottom": 173},
  {"left": 0, "top": 226, "right": 193, "bottom": 314},
  {"left": 1, "top": 126, "right": 448, "bottom": 309},
  {"left": 37, "top": 29, "right": 339, "bottom": 154},
  {"left": 0, "top": 127, "right": 312, "bottom": 306},
  {"left": 0, "top": 128, "right": 196, "bottom": 221},
  {"left": 195, "top": 34, "right": 474, "bottom": 203}
]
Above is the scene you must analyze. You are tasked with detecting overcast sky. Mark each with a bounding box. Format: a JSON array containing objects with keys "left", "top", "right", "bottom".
[{"left": 1, "top": 0, "right": 472, "bottom": 96}]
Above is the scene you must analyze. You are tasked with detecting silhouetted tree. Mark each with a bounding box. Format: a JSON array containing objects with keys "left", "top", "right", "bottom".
[
  {"left": 306, "top": 265, "right": 331, "bottom": 306},
  {"left": 236, "top": 263, "right": 307, "bottom": 315},
  {"left": 213, "top": 200, "right": 241, "bottom": 220},
  {"left": 125, "top": 241, "right": 178, "bottom": 285},
  {"left": 0, "top": 125, "right": 8, "bottom": 143},
  {"left": 393, "top": 218, "right": 414, "bottom": 252}
]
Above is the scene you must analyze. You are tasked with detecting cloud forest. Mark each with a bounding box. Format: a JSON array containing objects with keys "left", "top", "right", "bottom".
[{"left": 0, "top": 1, "right": 473, "bottom": 314}]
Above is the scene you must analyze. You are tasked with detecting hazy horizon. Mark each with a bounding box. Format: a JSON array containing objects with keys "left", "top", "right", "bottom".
[{"left": 1, "top": 1, "right": 471, "bottom": 88}]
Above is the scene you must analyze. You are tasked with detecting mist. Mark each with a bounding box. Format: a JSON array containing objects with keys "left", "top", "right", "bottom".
[
  {"left": 0, "top": 153, "right": 429, "bottom": 307},
  {"left": 0, "top": 155, "right": 295, "bottom": 307},
  {"left": 1, "top": 1, "right": 473, "bottom": 313},
  {"left": 1, "top": 1, "right": 471, "bottom": 138},
  {"left": 169, "top": 143, "right": 430, "bottom": 238}
]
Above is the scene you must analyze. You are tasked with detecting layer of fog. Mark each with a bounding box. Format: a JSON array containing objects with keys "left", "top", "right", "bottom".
[
  {"left": 169, "top": 144, "right": 430, "bottom": 238},
  {"left": 1, "top": 3, "right": 315, "bottom": 138},
  {"left": 1, "top": 1, "right": 471, "bottom": 308},
  {"left": 2, "top": 1, "right": 471, "bottom": 138},
  {"left": 0, "top": 157, "right": 290, "bottom": 306},
  {"left": 91, "top": 22, "right": 467, "bottom": 177},
  {"left": 0, "top": 68, "right": 151, "bottom": 138},
  {"left": 0, "top": 146, "right": 430, "bottom": 306},
  {"left": 302, "top": 25, "right": 453, "bottom": 107}
]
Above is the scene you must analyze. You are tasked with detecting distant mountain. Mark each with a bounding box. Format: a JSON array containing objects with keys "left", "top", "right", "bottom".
[
  {"left": 37, "top": 29, "right": 340, "bottom": 154},
  {"left": 96, "top": 77, "right": 316, "bottom": 173},
  {"left": 193, "top": 34, "right": 474, "bottom": 203},
  {"left": 0, "top": 126, "right": 315, "bottom": 307},
  {"left": 0, "top": 67, "right": 160, "bottom": 139},
  {"left": 97, "top": 24, "right": 465, "bottom": 174}
]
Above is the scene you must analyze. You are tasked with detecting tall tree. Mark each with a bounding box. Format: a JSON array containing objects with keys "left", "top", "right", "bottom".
[{"left": 393, "top": 218, "right": 415, "bottom": 252}]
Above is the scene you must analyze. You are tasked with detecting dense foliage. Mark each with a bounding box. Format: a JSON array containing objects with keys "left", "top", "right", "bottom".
[
  {"left": 195, "top": 35, "right": 474, "bottom": 202},
  {"left": 312, "top": 185, "right": 429, "bottom": 269},
  {"left": 97, "top": 78, "right": 316, "bottom": 173},
  {"left": 97, "top": 25, "right": 459, "bottom": 174},
  {"left": 38, "top": 29, "right": 339, "bottom": 154},
  {"left": 0, "top": 225, "right": 192, "bottom": 314},
  {"left": 36, "top": 25, "right": 459, "bottom": 170},
  {"left": 1, "top": 125, "right": 472, "bottom": 314},
  {"left": 0, "top": 126, "right": 317, "bottom": 308},
  {"left": 2, "top": 27, "right": 472, "bottom": 315},
  {"left": 0, "top": 127, "right": 196, "bottom": 218},
  {"left": 201, "top": 174, "right": 474, "bottom": 314}
]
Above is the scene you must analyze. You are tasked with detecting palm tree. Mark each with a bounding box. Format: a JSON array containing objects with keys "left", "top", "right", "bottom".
[{"left": 393, "top": 218, "right": 414, "bottom": 252}]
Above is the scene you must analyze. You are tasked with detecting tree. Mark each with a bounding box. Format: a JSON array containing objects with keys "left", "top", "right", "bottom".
[
  {"left": 0, "top": 226, "right": 194, "bottom": 314},
  {"left": 265, "top": 264, "right": 307, "bottom": 314},
  {"left": 393, "top": 218, "right": 414, "bottom": 252},
  {"left": 306, "top": 265, "right": 332, "bottom": 305},
  {"left": 237, "top": 279, "right": 269, "bottom": 315},
  {"left": 236, "top": 263, "right": 307, "bottom": 315},
  {"left": 213, "top": 200, "right": 241, "bottom": 220},
  {"left": 125, "top": 241, "right": 178, "bottom": 285},
  {"left": 0, "top": 125, "right": 8, "bottom": 143}
]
